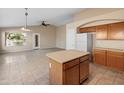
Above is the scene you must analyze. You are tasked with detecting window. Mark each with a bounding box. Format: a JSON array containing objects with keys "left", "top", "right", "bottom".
[{"left": 5, "top": 32, "right": 27, "bottom": 47}]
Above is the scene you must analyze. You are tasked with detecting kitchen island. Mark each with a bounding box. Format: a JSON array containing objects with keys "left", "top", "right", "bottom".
[{"left": 46, "top": 50, "right": 90, "bottom": 85}]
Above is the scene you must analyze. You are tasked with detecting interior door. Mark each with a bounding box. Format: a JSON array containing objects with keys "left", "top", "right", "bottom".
[{"left": 33, "top": 33, "right": 40, "bottom": 49}]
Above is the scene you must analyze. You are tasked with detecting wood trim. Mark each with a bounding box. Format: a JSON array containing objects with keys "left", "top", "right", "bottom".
[{"left": 79, "top": 26, "right": 96, "bottom": 33}]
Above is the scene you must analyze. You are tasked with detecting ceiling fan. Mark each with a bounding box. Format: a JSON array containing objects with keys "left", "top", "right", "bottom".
[{"left": 40, "top": 21, "right": 50, "bottom": 27}]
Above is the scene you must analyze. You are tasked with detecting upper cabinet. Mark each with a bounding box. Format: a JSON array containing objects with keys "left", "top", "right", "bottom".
[
  {"left": 79, "top": 26, "right": 96, "bottom": 33},
  {"left": 96, "top": 25, "right": 108, "bottom": 40},
  {"left": 79, "top": 22, "right": 124, "bottom": 40},
  {"left": 108, "top": 22, "right": 124, "bottom": 40}
]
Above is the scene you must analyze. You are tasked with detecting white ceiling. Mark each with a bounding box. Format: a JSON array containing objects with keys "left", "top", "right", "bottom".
[{"left": 0, "top": 8, "right": 83, "bottom": 27}]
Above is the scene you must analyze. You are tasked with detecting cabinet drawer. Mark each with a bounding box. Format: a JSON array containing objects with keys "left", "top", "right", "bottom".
[
  {"left": 107, "top": 51, "right": 124, "bottom": 56},
  {"left": 80, "top": 55, "right": 89, "bottom": 62},
  {"left": 93, "top": 49, "right": 107, "bottom": 53},
  {"left": 63, "top": 59, "right": 79, "bottom": 70}
]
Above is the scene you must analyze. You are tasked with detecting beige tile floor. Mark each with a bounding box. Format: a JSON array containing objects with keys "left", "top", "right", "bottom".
[
  {"left": 83, "top": 63, "right": 124, "bottom": 85},
  {"left": 0, "top": 48, "right": 124, "bottom": 85}
]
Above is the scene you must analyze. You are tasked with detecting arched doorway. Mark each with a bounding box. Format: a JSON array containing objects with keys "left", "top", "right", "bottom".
[
  {"left": 77, "top": 19, "right": 124, "bottom": 33},
  {"left": 76, "top": 19, "right": 124, "bottom": 61}
]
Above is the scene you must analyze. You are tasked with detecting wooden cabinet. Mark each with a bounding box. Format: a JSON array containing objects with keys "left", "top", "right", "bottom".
[
  {"left": 49, "top": 59, "right": 63, "bottom": 85},
  {"left": 108, "top": 22, "right": 124, "bottom": 40},
  {"left": 96, "top": 25, "right": 108, "bottom": 40},
  {"left": 63, "top": 59, "right": 80, "bottom": 85},
  {"left": 93, "top": 48, "right": 124, "bottom": 71},
  {"left": 79, "top": 22, "right": 124, "bottom": 40},
  {"left": 63, "top": 59, "right": 79, "bottom": 70},
  {"left": 79, "top": 26, "right": 96, "bottom": 33},
  {"left": 107, "top": 51, "right": 124, "bottom": 70},
  {"left": 63, "top": 64, "right": 79, "bottom": 85},
  {"left": 80, "top": 60, "right": 89, "bottom": 83},
  {"left": 49, "top": 55, "right": 89, "bottom": 85},
  {"left": 93, "top": 49, "right": 107, "bottom": 66}
]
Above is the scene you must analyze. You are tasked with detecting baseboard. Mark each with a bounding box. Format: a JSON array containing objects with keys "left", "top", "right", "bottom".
[
  {"left": 55, "top": 47, "right": 66, "bottom": 50},
  {"left": 0, "top": 49, "right": 33, "bottom": 54},
  {"left": 0, "top": 47, "right": 63, "bottom": 54}
]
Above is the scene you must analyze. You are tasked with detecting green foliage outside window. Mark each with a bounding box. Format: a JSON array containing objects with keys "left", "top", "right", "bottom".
[
  {"left": 6, "top": 32, "right": 26, "bottom": 46},
  {"left": 7, "top": 33, "right": 24, "bottom": 40}
]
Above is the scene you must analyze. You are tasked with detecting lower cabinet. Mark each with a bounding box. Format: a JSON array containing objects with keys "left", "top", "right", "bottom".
[
  {"left": 93, "top": 49, "right": 107, "bottom": 66},
  {"left": 63, "top": 65, "right": 79, "bottom": 85},
  {"left": 49, "top": 55, "right": 89, "bottom": 85},
  {"left": 49, "top": 59, "right": 63, "bottom": 85},
  {"left": 93, "top": 48, "right": 124, "bottom": 71},
  {"left": 107, "top": 51, "right": 124, "bottom": 70},
  {"left": 80, "top": 60, "right": 89, "bottom": 83}
]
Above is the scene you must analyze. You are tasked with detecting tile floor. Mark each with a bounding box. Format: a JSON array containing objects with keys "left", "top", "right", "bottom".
[
  {"left": 0, "top": 48, "right": 124, "bottom": 85},
  {"left": 83, "top": 63, "right": 124, "bottom": 85}
]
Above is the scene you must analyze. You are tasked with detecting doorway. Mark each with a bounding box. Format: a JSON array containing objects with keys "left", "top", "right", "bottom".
[{"left": 33, "top": 33, "right": 40, "bottom": 49}]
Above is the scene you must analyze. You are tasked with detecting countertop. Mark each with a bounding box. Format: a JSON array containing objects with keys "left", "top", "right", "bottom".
[
  {"left": 46, "top": 50, "right": 89, "bottom": 63},
  {"left": 94, "top": 47, "right": 124, "bottom": 52}
]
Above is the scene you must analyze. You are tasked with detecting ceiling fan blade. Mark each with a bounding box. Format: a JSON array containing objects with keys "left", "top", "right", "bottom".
[{"left": 40, "top": 20, "right": 50, "bottom": 27}]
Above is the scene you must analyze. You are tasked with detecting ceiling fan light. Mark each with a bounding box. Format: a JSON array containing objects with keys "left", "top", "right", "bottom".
[{"left": 21, "top": 27, "right": 31, "bottom": 31}]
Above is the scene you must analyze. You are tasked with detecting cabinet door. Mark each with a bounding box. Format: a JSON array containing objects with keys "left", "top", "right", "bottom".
[
  {"left": 107, "top": 51, "right": 124, "bottom": 70},
  {"left": 96, "top": 25, "right": 108, "bottom": 40},
  {"left": 79, "top": 26, "right": 96, "bottom": 33},
  {"left": 49, "top": 60, "right": 63, "bottom": 85},
  {"left": 63, "top": 65, "right": 79, "bottom": 85},
  {"left": 80, "top": 60, "right": 89, "bottom": 83},
  {"left": 108, "top": 22, "right": 124, "bottom": 40},
  {"left": 93, "top": 49, "right": 107, "bottom": 65}
]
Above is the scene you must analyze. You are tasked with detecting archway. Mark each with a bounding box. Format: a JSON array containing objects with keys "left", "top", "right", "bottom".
[{"left": 77, "top": 19, "right": 124, "bottom": 33}]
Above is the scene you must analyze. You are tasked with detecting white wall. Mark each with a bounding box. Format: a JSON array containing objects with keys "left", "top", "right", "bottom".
[
  {"left": 0, "top": 26, "right": 56, "bottom": 53},
  {"left": 66, "top": 24, "right": 77, "bottom": 49},
  {"left": 66, "top": 9, "right": 124, "bottom": 50},
  {"left": 96, "top": 40, "right": 124, "bottom": 49},
  {"left": 56, "top": 25, "right": 66, "bottom": 49}
]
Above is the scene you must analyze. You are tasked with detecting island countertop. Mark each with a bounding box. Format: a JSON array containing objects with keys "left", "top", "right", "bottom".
[{"left": 46, "top": 50, "right": 89, "bottom": 63}]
